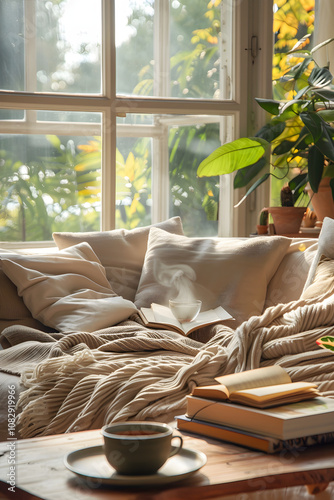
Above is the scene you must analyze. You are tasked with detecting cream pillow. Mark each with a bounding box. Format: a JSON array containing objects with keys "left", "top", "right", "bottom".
[
  {"left": 301, "top": 255, "right": 334, "bottom": 300},
  {"left": 52, "top": 217, "right": 184, "bottom": 302},
  {"left": 1, "top": 242, "right": 136, "bottom": 333},
  {"left": 134, "top": 228, "right": 291, "bottom": 324}
]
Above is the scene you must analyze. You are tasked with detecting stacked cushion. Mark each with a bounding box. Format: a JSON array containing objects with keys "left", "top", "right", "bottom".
[{"left": 52, "top": 217, "right": 184, "bottom": 302}]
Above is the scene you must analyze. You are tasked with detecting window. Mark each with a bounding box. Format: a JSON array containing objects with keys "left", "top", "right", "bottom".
[{"left": 0, "top": 0, "right": 272, "bottom": 244}]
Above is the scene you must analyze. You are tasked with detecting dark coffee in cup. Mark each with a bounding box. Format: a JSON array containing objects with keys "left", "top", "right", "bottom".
[
  {"left": 114, "top": 430, "right": 158, "bottom": 436},
  {"left": 101, "top": 422, "right": 183, "bottom": 475}
]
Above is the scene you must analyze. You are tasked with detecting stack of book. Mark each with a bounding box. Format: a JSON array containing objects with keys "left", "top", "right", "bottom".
[{"left": 176, "top": 365, "right": 334, "bottom": 453}]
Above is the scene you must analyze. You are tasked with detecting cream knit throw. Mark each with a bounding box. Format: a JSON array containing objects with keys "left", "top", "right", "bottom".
[{"left": 1, "top": 296, "right": 334, "bottom": 439}]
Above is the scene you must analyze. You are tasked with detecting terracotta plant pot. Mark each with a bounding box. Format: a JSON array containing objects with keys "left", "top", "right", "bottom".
[
  {"left": 256, "top": 224, "right": 268, "bottom": 235},
  {"left": 267, "top": 206, "right": 306, "bottom": 235},
  {"left": 306, "top": 177, "right": 334, "bottom": 222}
]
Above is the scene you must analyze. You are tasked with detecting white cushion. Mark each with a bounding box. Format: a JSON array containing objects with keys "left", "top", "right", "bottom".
[
  {"left": 1, "top": 242, "right": 136, "bottom": 333},
  {"left": 134, "top": 228, "right": 291, "bottom": 324}
]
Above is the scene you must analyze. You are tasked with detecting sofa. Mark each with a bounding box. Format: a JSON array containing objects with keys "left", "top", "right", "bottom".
[{"left": 1, "top": 215, "right": 334, "bottom": 450}]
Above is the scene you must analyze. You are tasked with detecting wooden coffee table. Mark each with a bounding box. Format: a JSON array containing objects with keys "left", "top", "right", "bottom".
[{"left": 0, "top": 429, "right": 333, "bottom": 499}]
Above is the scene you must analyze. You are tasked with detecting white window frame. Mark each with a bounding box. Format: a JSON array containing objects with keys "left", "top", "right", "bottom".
[{"left": 0, "top": 0, "right": 273, "bottom": 247}]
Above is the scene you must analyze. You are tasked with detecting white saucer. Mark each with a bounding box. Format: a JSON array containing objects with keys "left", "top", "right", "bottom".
[{"left": 64, "top": 445, "right": 207, "bottom": 486}]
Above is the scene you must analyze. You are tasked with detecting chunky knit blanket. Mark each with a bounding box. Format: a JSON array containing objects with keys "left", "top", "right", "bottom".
[{"left": 1, "top": 294, "right": 334, "bottom": 439}]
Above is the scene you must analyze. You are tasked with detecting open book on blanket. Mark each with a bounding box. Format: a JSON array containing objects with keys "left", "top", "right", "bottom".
[
  {"left": 191, "top": 365, "right": 320, "bottom": 409},
  {"left": 138, "top": 303, "right": 233, "bottom": 336}
]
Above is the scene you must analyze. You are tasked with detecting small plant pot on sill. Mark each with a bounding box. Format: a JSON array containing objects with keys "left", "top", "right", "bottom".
[
  {"left": 256, "top": 224, "right": 268, "bottom": 235},
  {"left": 267, "top": 206, "right": 306, "bottom": 235}
]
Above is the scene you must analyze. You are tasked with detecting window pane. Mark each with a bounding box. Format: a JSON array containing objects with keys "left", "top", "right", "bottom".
[
  {"left": 117, "top": 114, "right": 154, "bottom": 126},
  {"left": 116, "top": 135, "right": 152, "bottom": 229},
  {"left": 0, "top": 0, "right": 102, "bottom": 94},
  {"left": 168, "top": 120, "right": 221, "bottom": 236},
  {"left": 169, "top": 1, "right": 229, "bottom": 100},
  {"left": 36, "top": 0, "right": 102, "bottom": 94},
  {"left": 116, "top": 113, "right": 223, "bottom": 236},
  {"left": 0, "top": 113, "right": 102, "bottom": 242},
  {"left": 0, "top": 0, "right": 24, "bottom": 91},
  {"left": 37, "top": 110, "right": 101, "bottom": 124},
  {"left": 116, "top": 0, "right": 154, "bottom": 97},
  {"left": 116, "top": 0, "right": 232, "bottom": 100},
  {"left": 0, "top": 110, "right": 25, "bottom": 120}
]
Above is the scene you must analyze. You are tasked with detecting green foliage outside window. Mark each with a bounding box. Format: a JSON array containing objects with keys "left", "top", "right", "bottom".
[{"left": 271, "top": 0, "right": 315, "bottom": 204}]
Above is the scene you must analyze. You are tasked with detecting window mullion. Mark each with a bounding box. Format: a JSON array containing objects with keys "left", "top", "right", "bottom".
[
  {"left": 217, "top": 0, "right": 235, "bottom": 237},
  {"left": 25, "top": 0, "right": 36, "bottom": 92},
  {"left": 25, "top": 0, "right": 37, "bottom": 125},
  {"left": 0, "top": 121, "right": 101, "bottom": 136},
  {"left": 0, "top": 92, "right": 112, "bottom": 111},
  {"left": 242, "top": 0, "right": 273, "bottom": 237},
  {"left": 153, "top": 124, "right": 170, "bottom": 223},
  {"left": 224, "top": 0, "right": 254, "bottom": 237},
  {"left": 101, "top": 0, "right": 116, "bottom": 230},
  {"left": 115, "top": 96, "right": 240, "bottom": 115},
  {"left": 152, "top": 0, "right": 171, "bottom": 223},
  {"left": 154, "top": 0, "right": 170, "bottom": 98},
  {"left": 219, "top": 0, "right": 233, "bottom": 101}
]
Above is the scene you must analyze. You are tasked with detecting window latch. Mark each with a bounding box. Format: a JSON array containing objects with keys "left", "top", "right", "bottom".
[{"left": 245, "top": 36, "right": 261, "bottom": 64}]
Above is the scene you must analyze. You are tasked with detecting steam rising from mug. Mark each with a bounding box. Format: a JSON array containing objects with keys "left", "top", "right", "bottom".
[{"left": 153, "top": 261, "right": 197, "bottom": 303}]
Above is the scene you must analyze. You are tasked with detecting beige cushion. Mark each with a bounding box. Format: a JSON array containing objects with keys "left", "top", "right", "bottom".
[
  {"left": 0, "top": 268, "right": 32, "bottom": 319},
  {"left": 1, "top": 242, "right": 137, "bottom": 333},
  {"left": 52, "top": 217, "right": 184, "bottom": 302},
  {"left": 301, "top": 255, "right": 334, "bottom": 300},
  {"left": 264, "top": 239, "right": 318, "bottom": 308},
  {"left": 134, "top": 228, "right": 291, "bottom": 324}
]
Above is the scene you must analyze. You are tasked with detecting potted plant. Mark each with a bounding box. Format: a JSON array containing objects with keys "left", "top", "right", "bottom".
[
  {"left": 268, "top": 185, "right": 306, "bottom": 234},
  {"left": 197, "top": 36, "right": 334, "bottom": 222},
  {"left": 257, "top": 208, "right": 268, "bottom": 235}
]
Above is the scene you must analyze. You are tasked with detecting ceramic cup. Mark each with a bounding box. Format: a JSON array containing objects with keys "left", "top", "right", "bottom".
[
  {"left": 101, "top": 421, "right": 183, "bottom": 475},
  {"left": 169, "top": 299, "right": 202, "bottom": 323}
]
